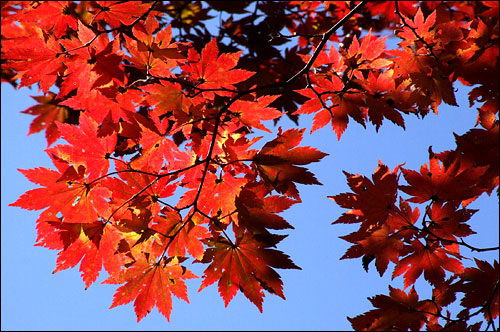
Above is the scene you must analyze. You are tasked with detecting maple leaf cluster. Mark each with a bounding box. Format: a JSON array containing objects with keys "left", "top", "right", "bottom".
[
  {"left": 2, "top": 0, "right": 498, "bottom": 329},
  {"left": 3, "top": 0, "right": 327, "bottom": 321},
  {"left": 325, "top": 2, "right": 500, "bottom": 329}
]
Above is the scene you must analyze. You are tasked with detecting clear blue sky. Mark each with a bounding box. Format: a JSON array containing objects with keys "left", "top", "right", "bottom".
[{"left": 2, "top": 77, "right": 498, "bottom": 330}]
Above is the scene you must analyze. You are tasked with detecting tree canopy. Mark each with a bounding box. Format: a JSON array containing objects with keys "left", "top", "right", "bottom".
[{"left": 2, "top": 1, "right": 498, "bottom": 330}]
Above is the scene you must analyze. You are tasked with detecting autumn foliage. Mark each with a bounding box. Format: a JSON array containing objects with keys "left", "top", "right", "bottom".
[{"left": 2, "top": 1, "right": 499, "bottom": 329}]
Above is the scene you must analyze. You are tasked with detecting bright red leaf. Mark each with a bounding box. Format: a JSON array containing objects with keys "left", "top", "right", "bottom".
[
  {"left": 253, "top": 127, "right": 328, "bottom": 199},
  {"left": 199, "top": 227, "right": 299, "bottom": 311},
  {"left": 106, "top": 256, "right": 197, "bottom": 322},
  {"left": 393, "top": 240, "right": 464, "bottom": 288}
]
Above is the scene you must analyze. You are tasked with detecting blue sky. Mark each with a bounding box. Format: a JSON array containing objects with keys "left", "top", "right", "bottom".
[{"left": 2, "top": 76, "right": 498, "bottom": 330}]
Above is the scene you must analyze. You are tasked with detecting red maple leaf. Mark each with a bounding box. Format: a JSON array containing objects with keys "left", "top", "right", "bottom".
[
  {"left": 454, "top": 259, "right": 499, "bottom": 320},
  {"left": 10, "top": 165, "right": 111, "bottom": 224},
  {"left": 21, "top": 1, "right": 78, "bottom": 38},
  {"left": 90, "top": 1, "right": 151, "bottom": 28},
  {"left": 124, "top": 17, "right": 184, "bottom": 78},
  {"left": 199, "top": 227, "right": 299, "bottom": 311},
  {"left": 426, "top": 201, "right": 477, "bottom": 247},
  {"left": 32, "top": 207, "right": 124, "bottom": 288},
  {"left": 57, "top": 22, "right": 126, "bottom": 119},
  {"left": 102, "top": 162, "right": 177, "bottom": 224},
  {"left": 345, "top": 29, "right": 390, "bottom": 69},
  {"left": 295, "top": 75, "right": 366, "bottom": 140},
  {"left": 253, "top": 127, "right": 328, "bottom": 199},
  {"left": 229, "top": 95, "right": 283, "bottom": 132},
  {"left": 177, "top": 171, "right": 248, "bottom": 221},
  {"left": 348, "top": 286, "right": 429, "bottom": 331},
  {"left": 105, "top": 256, "right": 197, "bottom": 322},
  {"left": 393, "top": 240, "right": 464, "bottom": 288},
  {"left": 181, "top": 38, "right": 254, "bottom": 98},
  {"left": 397, "top": 8, "right": 437, "bottom": 46},
  {"left": 141, "top": 81, "right": 192, "bottom": 117},
  {"left": 358, "top": 224, "right": 406, "bottom": 276},
  {"left": 235, "top": 186, "right": 297, "bottom": 233},
  {"left": 47, "top": 113, "right": 117, "bottom": 180},
  {"left": 21, "top": 92, "right": 70, "bottom": 146},
  {"left": 362, "top": 70, "right": 406, "bottom": 131},
  {"left": 2, "top": 26, "right": 65, "bottom": 93},
  {"left": 54, "top": 222, "right": 124, "bottom": 288},
  {"left": 127, "top": 115, "right": 181, "bottom": 173},
  {"left": 400, "top": 154, "right": 488, "bottom": 206},
  {"left": 151, "top": 212, "right": 210, "bottom": 261},
  {"left": 330, "top": 162, "right": 401, "bottom": 227}
]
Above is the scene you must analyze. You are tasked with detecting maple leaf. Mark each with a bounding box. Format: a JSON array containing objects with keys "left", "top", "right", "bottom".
[
  {"left": 295, "top": 76, "right": 367, "bottom": 140},
  {"left": 90, "top": 1, "right": 151, "bottom": 28},
  {"left": 346, "top": 29, "right": 391, "bottom": 69},
  {"left": 229, "top": 95, "right": 283, "bottom": 132},
  {"left": 181, "top": 38, "right": 254, "bottom": 97},
  {"left": 21, "top": 1, "right": 78, "bottom": 38},
  {"left": 124, "top": 19, "right": 184, "bottom": 78},
  {"left": 330, "top": 162, "right": 401, "bottom": 227},
  {"left": 5, "top": 1, "right": 499, "bottom": 326},
  {"left": 348, "top": 286, "right": 429, "bottom": 331},
  {"left": 2, "top": 26, "right": 65, "bottom": 92},
  {"left": 235, "top": 186, "right": 297, "bottom": 233},
  {"left": 397, "top": 8, "right": 437, "bottom": 45},
  {"left": 253, "top": 127, "right": 328, "bottom": 199},
  {"left": 177, "top": 171, "right": 248, "bottom": 221},
  {"left": 10, "top": 165, "right": 111, "bottom": 224},
  {"left": 127, "top": 116, "right": 181, "bottom": 173},
  {"left": 57, "top": 22, "right": 126, "bottom": 119},
  {"left": 46, "top": 113, "right": 117, "bottom": 180},
  {"left": 32, "top": 207, "right": 124, "bottom": 288},
  {"left": 199, "top": 227, "right": 299, "bottom": 311},
  {"left": 400, "top": 154, "right": 488, "bottom": 206},
  {"left": 21, "top": 92, "right": 71, "bottom": 146},
  {"left": 218, "top": 132, "right": 261, "bottom": 171},
  {"left": 102, "top": 162, "right": 177, "bottom": 224},
  {"left": 426, "top": 201, "right": 477, "bottom": 246},
  {"left": 454, "top": 259, "right": 499, "bottom": 320},
  {"left": 453, "top": 127, "right": 499, "bottom": 195},
  {"left": 336, "top": 196, "right": 419, "bottom": 276},
  {"left": 106, "top": 256, "right": 197, "bottom": 322},
  {"left": 388, "top": 47, "right": 458, "bottom": 115},
  {"left": 141, "top": 81, "right": 192, "bottom": 117},
  {"left": 357, "top": 224, "right": 405, "bottom": 276},
  {"left": 151, "top": 212, "right": 210, "bottom": 261},
  {"left": 54, "top": 222, "right": 124, "bottom": 288},
  {"left": 111, "top": 205, "right": 158, "bottom": 252},
  {"left": 392, "top": 240, "right": 464, "bottom": 288},
  {"left": 410, "top": 66, "right": 458, "bottom": 108},
  {"left": 361, "top": 70, "right": 406, "bottom": 131},
  {"left": 298, "top": 43, "right": 346, "bottom": 73},
  {"left": 365, "top": 1, "right": 418, "bottom": 23}
]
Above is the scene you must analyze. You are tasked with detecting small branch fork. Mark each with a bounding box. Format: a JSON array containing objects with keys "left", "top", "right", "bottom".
[
  {"left": 390, "top": 203, "right": 499, "bottom": 253},
  {"left": 417, "top": 281, "right": 499, "bottom": 331}
]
